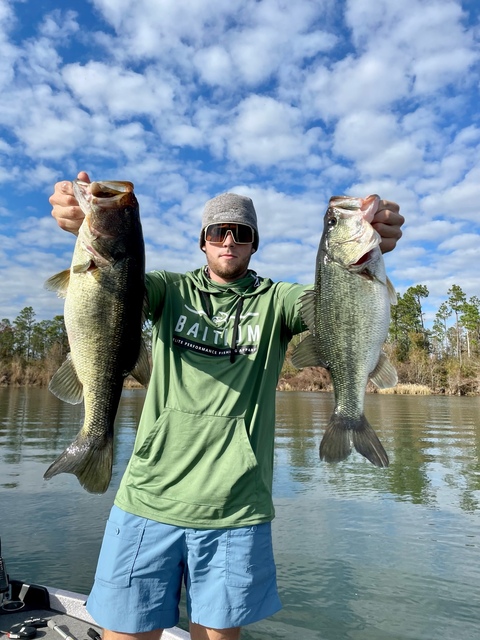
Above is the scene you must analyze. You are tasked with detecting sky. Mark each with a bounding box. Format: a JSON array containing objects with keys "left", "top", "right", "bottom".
[{"left": 0, "top": 0, "right": 479, "bottom": 326}]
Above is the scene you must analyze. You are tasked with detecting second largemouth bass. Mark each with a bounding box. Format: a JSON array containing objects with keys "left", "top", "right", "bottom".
[{"left": 292, "top": 195, "right": 397, "bottom": 467}]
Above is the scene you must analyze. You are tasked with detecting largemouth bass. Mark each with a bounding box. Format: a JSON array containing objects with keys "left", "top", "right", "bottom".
[
  {"left": 292, "top": 195, "right": 397, "bottom": 467},
  {"left": 44, "top": 180, "right": 150, "bottom": 493}
]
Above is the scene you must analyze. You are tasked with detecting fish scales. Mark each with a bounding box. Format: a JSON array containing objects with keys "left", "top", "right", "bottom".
[
  {"left": 317, "top": 252, "right": 390, "bottom": 416},
  {"left": 293, "top": 195, "right": 397, "bottom": 467},
  {"left": 44, "top": 180, "right": 150, "bottom": 493}
]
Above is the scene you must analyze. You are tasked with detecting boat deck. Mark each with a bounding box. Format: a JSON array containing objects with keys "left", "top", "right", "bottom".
[{"left": 1, "top": 581, "right": 189, "bottom": 640}]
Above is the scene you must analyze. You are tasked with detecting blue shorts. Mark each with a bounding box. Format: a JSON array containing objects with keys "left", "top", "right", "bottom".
[{"left": 86, "top": 506, "right": 281, "bottom": 631}]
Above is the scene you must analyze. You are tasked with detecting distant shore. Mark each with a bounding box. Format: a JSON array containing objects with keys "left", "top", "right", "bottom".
[
  {"left": 1, "top": 360, "right": 478, "bottom": 397},
  {"left": 277, "top": 367, "right": 478, "bottom": 396}
]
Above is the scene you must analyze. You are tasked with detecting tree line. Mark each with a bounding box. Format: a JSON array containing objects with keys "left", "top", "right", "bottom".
[
  {"left": 386, "top": 283, "right": 480, "bottom": 394},
  {"left": 0, "top": 307, "right": 68, "bottom": 385},
  {"left": 2, "top": 284, "right": 480, "bottom": 394},
  {"left": 0, "top": 306, "right": 152, "bottom": 386},
  {"left": 391, "top": 284, "right": 480, "bottom": 362}
]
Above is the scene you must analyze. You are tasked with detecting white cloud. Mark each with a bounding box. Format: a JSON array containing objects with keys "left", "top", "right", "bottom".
[
  {"left": 438, "top": 233, "right": 480, "bottom": 252},
  {"left": 0, "top": 1, "right": 20, "bottom": 85},
  {"left": 345, "top": 0, "right": 479, "bottom": 97},
  {"left": 227, "top": 96, "right": 315, "bottom": 166},
  {"left": 63, "top": 62, "right": 176, "bottom": 119},
  {"left": 333, "top": 111, "right": 424, "bottom": 177},
  {"left": 421, "top": 165, "right": 480, "bottom": 221},
  {"left": 193, "top": 46, "right": 233, "bottom": 87},
  {"left": 404, "top": 220, "right": 465, "bottom": 244},
  {"left": 302, "top": 54, "right": 409, "bottom": 122},
  {"left": 0, "top": 0, "right": 479, "bottom": 325},
  {"left": 38, "top": 9, "right": 79, "bottom": 39}
]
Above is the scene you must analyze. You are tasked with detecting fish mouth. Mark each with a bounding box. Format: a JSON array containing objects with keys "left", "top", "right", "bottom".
[
  {"left": 352, "top": 248, "right": 375, "bottom": 266},
  {"left": 73, "top": 180, "right": 135, "bottom": 213},
  {"left": 346, "top": 231, "right": 381, "bottom": 268},
  {"left": 330, "top": 194, "right": 380, "bottom": 222},
  {"left": 90, "top": 181, "right": 135, "bottom": 208},
  {"left": 327, "top": 194, "right": 381, "bottom": 267},
  {"left": 73, "top": 180, "right": 139, "bottom": 266}
]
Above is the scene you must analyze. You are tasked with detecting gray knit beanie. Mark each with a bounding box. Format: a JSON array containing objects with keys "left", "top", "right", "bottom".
[{"left": 199, "top": 192, "right": 259, "bottom": 250}]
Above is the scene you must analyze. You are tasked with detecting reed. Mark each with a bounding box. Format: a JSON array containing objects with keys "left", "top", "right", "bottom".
[{"left": 377, "top": 383, "right": 432, "bottom": 395}]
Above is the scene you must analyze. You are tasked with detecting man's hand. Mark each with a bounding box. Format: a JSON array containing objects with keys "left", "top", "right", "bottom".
[
  {"left": 373, "top": 199, "right": 404, "bottom": 254},
  {"left": 49, "top": 171, "right": 91, "bottom": 235}
]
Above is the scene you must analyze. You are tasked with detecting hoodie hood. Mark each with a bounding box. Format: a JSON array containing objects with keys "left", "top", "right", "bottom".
[
  {"left": 184, "top": 267, "right": 275, "bottom": 363},
  {"left": 186, "top": 266, "right": 274, "bottom": 298}
]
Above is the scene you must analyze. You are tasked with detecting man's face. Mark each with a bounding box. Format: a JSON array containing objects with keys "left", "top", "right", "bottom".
[{"left": 203, "top": 230, "right": 255, "bottom": 283}]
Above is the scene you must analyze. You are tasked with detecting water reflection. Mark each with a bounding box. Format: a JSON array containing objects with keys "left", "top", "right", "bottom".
[
  {"left": 0, "top": 387, "right": 140, "bottom": 592},
  {"left": 274, "top": 391, "right": 480, "bottom": 514},
  {"left": 1, "top": 388, "right": 480, "bottom": 640}
]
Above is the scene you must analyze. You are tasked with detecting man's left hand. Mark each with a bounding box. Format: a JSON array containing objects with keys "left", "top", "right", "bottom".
[{"left": 373, "top": 200, "right": 404, "bottom": 254}]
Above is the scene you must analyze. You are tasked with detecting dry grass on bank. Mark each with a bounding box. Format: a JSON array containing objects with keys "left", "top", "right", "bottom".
[
  {"left": 376, "top": 383, "right": 432, "bottom": 395},
  {"left": 277, "top": 366, "right": 331, "bottom": 392}
]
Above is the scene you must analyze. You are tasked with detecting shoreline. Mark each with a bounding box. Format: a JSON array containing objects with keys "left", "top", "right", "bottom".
[{"left": 1, "top": 380, "right": 474, "bottom": 397}]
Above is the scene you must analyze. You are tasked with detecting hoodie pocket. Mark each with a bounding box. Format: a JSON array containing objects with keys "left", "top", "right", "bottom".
[{"left": 131, "top": 407, "right": 259, "bottom": 509}]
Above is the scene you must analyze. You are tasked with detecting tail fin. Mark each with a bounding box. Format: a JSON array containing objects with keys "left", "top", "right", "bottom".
[
  {"left": 319, "top": 413, "right": 352, "bottom": 463},
  {"left": 44, "top": 431, "right": 113, "bottom": 494},
  {"left": 320, "top": 413, "right": 389, "bottom": 468},
  {"left": 352, "top": 415, "right": 389, "bottom": 467}
]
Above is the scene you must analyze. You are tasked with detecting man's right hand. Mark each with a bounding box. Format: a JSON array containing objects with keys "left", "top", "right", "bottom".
[{"left": 49, "top": 171, "right": 91, "bottom": 235}]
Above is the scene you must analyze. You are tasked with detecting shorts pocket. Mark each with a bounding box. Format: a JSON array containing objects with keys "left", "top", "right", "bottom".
[
  {"left": 94, "top": 517, "right": 145, "bottom": 588},
  {"left": 225, "top": 523, "right": 276, "bottom": 588}
]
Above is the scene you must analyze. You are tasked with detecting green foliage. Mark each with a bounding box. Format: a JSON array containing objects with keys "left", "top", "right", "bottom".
[
  {"left": 0, "top": 319, "right": 14, "bottom": 359},
  {"left": 0, "top": 306, "right": 154, "bottom": 387},
  {"left": 385, "top": 283, "right": 480, "bottom": 394},
  {"left": 13, "top": 306, "right": 36, "bottom": 360},
  {"left": 432, "top": 301, "right": 451, "bottom": 356},
  {"left": 447, "top": 285, "right": 467, "bottom": 363},
  {"left": 4, "top": 288, "right": 480, "bottom": 395},
  {"left": 389, "top": 284, "right": 429, "bottom": 361},
  {"left": 1, "top": 307, "right": 68, "bottom": 385},
  {"left": 283, "top": 282, "right": 480, "bottom": 395}
]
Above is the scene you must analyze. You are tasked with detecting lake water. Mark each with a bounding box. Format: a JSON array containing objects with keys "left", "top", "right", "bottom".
[{"left": 1, "top": 387, "right": 480, "bottom": 640}]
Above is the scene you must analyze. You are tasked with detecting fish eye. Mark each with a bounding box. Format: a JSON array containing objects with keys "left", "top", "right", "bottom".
[{"left": 327, "top": 216, "right": 337, "bottom": 228}]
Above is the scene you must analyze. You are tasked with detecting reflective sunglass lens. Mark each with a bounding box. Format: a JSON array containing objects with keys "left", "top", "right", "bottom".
[{"left": 205, "top": 224, "right": 254, "bottom": 244}]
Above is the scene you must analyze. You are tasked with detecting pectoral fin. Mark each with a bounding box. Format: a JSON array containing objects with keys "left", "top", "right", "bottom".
[
  {"left": 291, "top": 334, "right": 327, "bottom": 369},
  {"left": 369, "top": 352, "right": 398, "bottom": 389},
  {"left": 44, "top": 269, "right": 70, "bottom": 298},
  {"left": 386, "top": 277, "right": 397, "bottom": 305},
  {"left": 130, "top": 339, "right": 151, "bottom": 387},
  {"left": 48, "top": 354, "right": 84, "bottom": 404},
  {"left": 298, "top": 289, "right": 316, "bottom": 332}
]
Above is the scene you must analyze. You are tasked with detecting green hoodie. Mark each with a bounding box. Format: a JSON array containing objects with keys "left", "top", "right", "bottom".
[{"left": 114, "top": 267, "right": 308, "bottom": 528}]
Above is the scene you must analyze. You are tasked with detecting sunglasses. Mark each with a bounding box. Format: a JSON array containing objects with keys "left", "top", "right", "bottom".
[{"left": 204, "top": 223, "right": 255, "bottom": 244}]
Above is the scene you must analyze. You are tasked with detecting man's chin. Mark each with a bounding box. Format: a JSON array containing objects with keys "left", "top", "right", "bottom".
[{"left": 209, "top": 263, "right": 248, "bottom": 281}]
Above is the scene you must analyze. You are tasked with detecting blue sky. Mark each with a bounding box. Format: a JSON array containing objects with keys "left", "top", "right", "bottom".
[{"left": 1, "top": 0, "right": 479, "bottom": 325}]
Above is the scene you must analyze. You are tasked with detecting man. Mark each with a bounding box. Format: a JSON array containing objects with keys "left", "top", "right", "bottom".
[{"left": 50, "top": 172, "right": 404, "bottom": 640}]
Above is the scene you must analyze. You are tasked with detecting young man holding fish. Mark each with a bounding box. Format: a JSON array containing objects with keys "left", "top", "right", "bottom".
[{"left": 49, "top": 172, "right": 404, "bottom": 640}]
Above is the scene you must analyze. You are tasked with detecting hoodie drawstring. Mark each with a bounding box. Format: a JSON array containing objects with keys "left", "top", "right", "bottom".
[
  {"left": 230, "top": 296, "right": 244, "bottom": 363},
  {"left": 199, "top": 290, "right": 213, "bottom": 317}
]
